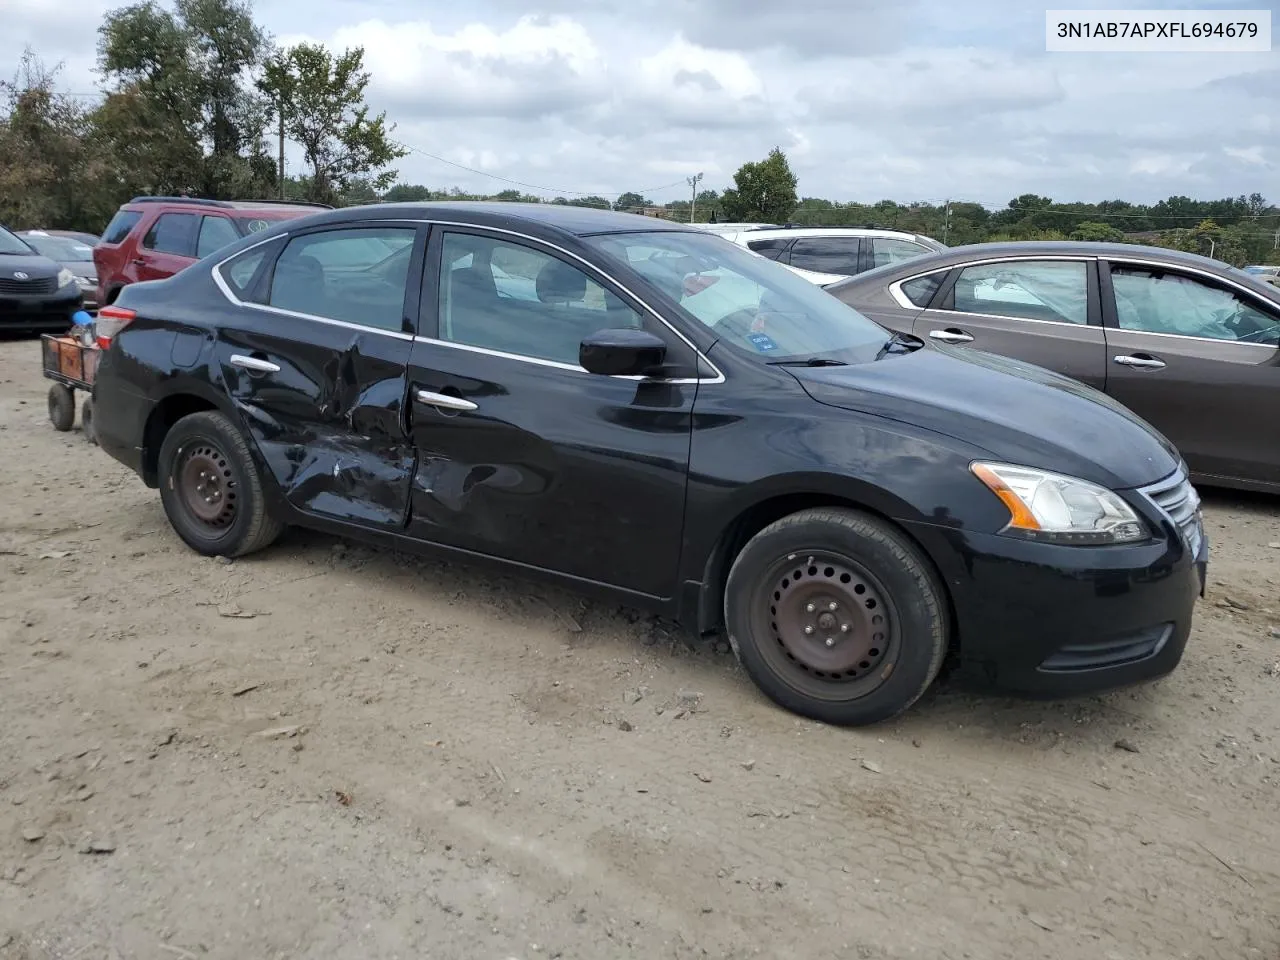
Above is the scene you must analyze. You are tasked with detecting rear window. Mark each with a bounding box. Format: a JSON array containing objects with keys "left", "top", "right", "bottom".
[
  {"left": 101, "top": 210, "right": 143, "bottom": 245},
  {"left": 901, "top": 272, "right": 947, "bottom": 307}
]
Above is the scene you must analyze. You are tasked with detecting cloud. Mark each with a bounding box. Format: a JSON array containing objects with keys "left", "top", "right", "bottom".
[
  {"left": 283, "top": 15, "right": 607, "bottom": 120},
  {"left": 3, "top": 0, "right": 1278, "bottom": 206}
]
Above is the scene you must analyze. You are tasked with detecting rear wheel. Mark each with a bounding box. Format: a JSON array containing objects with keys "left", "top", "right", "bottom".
[
  {"left": 47, "top": 384, "right": 75, "bottom": 432},
  {"left": 80, "top": 396, "right": 97, "bottom": 444},
  {"left": 724, "top": 507, "right": 948, "bottom": 726},
  {"left": 157, "top": 410, "right": 283, "bottom": 557}
]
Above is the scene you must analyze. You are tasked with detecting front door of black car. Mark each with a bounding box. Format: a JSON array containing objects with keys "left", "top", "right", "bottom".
[
  {"left": 403, "top": 227, "right": 701, "bottom": 600},
  {"left": 212, "top": 221, "right": 426, "bottom": 529}
]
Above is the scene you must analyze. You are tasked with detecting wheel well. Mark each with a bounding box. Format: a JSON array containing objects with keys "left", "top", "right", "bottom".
[
  {"left": 697, "top": 493, "right": 959, "bottom": 655},
  {"left": 141, "top": 394, "right": 217, "bottom": 487}
]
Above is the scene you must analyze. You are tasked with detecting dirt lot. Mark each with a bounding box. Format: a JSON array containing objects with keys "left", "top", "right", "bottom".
[{"left": 0, "top": 337, "right": 1278, "bottom": 960}]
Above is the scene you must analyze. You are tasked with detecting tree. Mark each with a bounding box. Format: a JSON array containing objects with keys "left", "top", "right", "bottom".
[
  {"left": 1070, "top": 221, "right": 1126, "bottom": 242},
  {"left": 568, "top": 195, "right": 610, "bottom": 209},
  {"left": 98, "top": 0, "right": 274, "bottom": 199},
  {"left": 719, "top": 147, "right": 797, "bottom": 222},
  {"left": 0, "top": 50, "right": 108, "bottom": 230},
  {"left": 614, "top": 191, "right": 650, "bottom": 211},
  {"left": 383, "top": 183, "right": 434, "bottom": 203},
  {"left": 257, "top": 43, "right": 405, "bottom": 206}
]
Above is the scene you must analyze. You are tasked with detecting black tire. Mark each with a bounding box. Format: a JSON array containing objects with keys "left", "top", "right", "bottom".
[
  {"left": 48, "top": 384, "right": 75, "bottom": 432},
  {"left": 157, "top": 410, "right": 284, "bottom": 558},
  {"left": 80, "top": 396, "right": 97, "bottom": 445},
  {"left": 724, "top": 507, "right": 948, "bottom": 727}
]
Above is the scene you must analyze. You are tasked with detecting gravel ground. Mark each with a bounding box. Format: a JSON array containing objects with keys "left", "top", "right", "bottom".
[{"left": 1, "top": 336, "right": 1278, "bottom": 960}]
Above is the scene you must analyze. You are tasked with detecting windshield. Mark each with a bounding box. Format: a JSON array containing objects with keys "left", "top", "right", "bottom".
[
  {"left": 21, "top": 234, "right": 94, "bottom": 261},
  {"left": 585, "top": 230, "right": 889, "bottom": 361},
  {"left": 0, "top": 227, "right": 35, "bottom": 256}
]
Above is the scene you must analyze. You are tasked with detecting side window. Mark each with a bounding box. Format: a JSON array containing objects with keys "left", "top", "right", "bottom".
[
  {"left": 142, "top": 213, "right": 199, "bottom": 256},
  {"left": 789, "top": 237, "right": 861, "bottom": 275},
  {"left": 870, "top": 238, "right": 930, "bottom": 268},
  {"left": 746, "top": 238, "right": 792, "bottom": 261},
  {"left": 196, "top": 216, "right": 241, "bottom": 259},
  {"left": 901, "top": 271, "right": 946, "bottom": 307},
  {"left": 101, "top": 210, "right": 142, "bottom": 245},
  {"left": 946, "top": 260, "right": 1088, "bottom": 325},
  {"left": 437, "top": 232, "right": 643, "bottom": 365},
  {"left": 1110, "top": 266, "right": 1280, "bottom": 344},
  {"left": 218, "top": 243, "right": 276, "bottom": 299},
  {"left": 268, "top": 226, "right": 417, "bottom": 331}
]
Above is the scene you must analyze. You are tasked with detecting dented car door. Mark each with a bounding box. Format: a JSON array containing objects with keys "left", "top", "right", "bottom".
[
  {"left": 214, "top": 222, "right": 426, "bottom": 529},
  {"left": 401, "top": 226, "right": 699, "bottom": 600}
]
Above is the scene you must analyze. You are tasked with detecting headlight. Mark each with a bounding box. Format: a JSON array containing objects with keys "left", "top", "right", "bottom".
[
  {"left": 971, "top": 461, "right": 1148, "bottom": 545},
  {"left": 56, "top": 267, "right": 75, "bottom": 288}
]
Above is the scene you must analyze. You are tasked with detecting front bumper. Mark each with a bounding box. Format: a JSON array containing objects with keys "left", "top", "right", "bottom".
[
  {"left": 903, "top": 507, "right": 1206, "bottom": 698},
  {"left": 0, "top": 287, "right": 82, "bottom": 330}
]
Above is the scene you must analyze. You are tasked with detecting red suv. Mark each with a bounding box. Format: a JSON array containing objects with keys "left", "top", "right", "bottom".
[{"left": 94, "top": 196, "right": 331, "bottom": 306}]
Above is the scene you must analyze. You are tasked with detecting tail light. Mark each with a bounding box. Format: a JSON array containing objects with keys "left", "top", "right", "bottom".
[{"left": 95, "top": 305, "right": 136, "bottom": 350}]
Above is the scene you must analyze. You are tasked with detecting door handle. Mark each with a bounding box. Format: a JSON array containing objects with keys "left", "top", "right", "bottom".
[
  {"left": 229, "top": 354, "right": 281, "bottom": 373},
  {"left": 929, "top": 328, "right": 974, "bottom": 344},
  {"left": 416, "top": 389, "right": 478, "bottom": 412},
  {"left": 1113, "top": 354, "right": 1166, "bottom": 370}
]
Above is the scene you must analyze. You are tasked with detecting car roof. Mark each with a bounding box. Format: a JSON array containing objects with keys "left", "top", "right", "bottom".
[
  {"left": 123, "top": 196, "right": 333, "bottom": 215},
  {"left": 291, "top": 201, "right": 706, "bottom": 238},
  {"left": 831, "top": 239, "right": 1280, "bottom": 298},
  {"left": 894, "top": 239, "right": 1243, "bottom": 269}
]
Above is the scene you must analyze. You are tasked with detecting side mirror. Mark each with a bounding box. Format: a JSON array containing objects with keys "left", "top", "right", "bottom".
[{"left": 579, "top": 328, "right": 668, "bottom": 377}]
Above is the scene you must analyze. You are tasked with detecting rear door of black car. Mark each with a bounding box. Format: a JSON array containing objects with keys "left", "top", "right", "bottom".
[
  {"left": 401, "top": 225, "right": 700, "bottom": 600},
  {"left": 211, "top": 220, "right": 427, "bottom": 530}
]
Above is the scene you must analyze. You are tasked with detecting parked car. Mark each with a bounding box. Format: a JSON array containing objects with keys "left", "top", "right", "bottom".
[
  {"left": 827, "top": 241, "right": 1280, "bottom": 494},
  {"left": 93, "top": 196, "right": 332, "bottom": 306},
  {"left": 91, "top": 203, "right": 1206, "bottom": 726},
  {"left": 695, "top": 224, "right": 946, "bottom": 285},
  {"left": 0, "top": 224, "right": 84, "bottom": 332},
  {"left": 18, "top": 230, "right": 100, "bottom": 309},
  {"left": 1243, "top": 264, "right": 1280, "bottom": 286}
]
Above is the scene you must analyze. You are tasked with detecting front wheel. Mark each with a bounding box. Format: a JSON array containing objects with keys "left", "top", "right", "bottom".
[
  {"left": 724, "top": 507, "right": 948, "bottom": 726},
  {"left": 157, "top": 410, "right": 283, "bottom": 558}
]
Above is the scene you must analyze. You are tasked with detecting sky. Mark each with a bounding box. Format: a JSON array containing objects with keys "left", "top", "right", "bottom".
[{"left": 6, "top": 0, "right": 1280, "bottom": 207}]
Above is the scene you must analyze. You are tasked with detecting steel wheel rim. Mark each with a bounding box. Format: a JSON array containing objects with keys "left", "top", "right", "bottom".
[
  {"left": 750, "top": 550, "right": 900, "bottom": 701},
  {"left": 176, "top": 441, "right": 238, "bottom": 533}
]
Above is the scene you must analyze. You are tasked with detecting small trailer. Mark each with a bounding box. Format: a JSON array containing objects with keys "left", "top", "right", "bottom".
[{"left": 41, "top": 319, "right": 100, "bottom": 443}]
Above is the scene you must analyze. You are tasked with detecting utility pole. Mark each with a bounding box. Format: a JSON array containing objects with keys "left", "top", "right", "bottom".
[
  {"left": 943, "top": 199, "right": 952, "bottom": 244},
  {"left": 278, "top": 94, "right": 286, "bottom": 200},
  {"left": 688, "top": 172, "right": 704, "bottom": 223}
]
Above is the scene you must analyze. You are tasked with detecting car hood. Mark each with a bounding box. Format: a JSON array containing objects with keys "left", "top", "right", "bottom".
[
  {"left": 0, "top": 252, "right": 60, "bottom": 279},
  {"left": 793, "top": 342, "right": 1181, "bottom": 490}
]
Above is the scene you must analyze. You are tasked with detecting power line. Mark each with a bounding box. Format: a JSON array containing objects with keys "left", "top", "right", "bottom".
[{"left": 395, "top": 141, "right": 689, "bottom": 199}]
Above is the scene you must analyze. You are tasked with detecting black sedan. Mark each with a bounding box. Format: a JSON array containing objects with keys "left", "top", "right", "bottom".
[
  {"left": 0, "top": 224, "right": 84, "bottom": 331},
  {"left": 826, "top": 241, "right": 1280, "bottom": 494},
  {"left": 90, "top": 203, "right": 1206, "bottom": 726}
]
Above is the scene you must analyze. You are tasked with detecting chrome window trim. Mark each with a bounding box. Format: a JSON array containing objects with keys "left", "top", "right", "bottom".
[
  {"left": 887, "top": 269, "right": 953, "bottom": 309},
  {"left": 1104, "top": 257, "right": 1280, "bottom": 348},
  {"left": 888, "top": 253, "right": 1098, "bottom": 310},
  {"left": 210, "top": 219, "right": 726, "bottom": 385},
  {"left": 892, "top": 256, "right": 1096, "bottom": 327}
]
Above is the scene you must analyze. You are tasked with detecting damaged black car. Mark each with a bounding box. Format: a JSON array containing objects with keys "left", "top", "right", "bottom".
[{"left": 91, "top": 202, "right": 1207, "bottom": 726}]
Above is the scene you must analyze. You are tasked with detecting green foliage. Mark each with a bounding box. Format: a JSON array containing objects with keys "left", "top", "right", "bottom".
[
  {"left": 97, "top": 0, "right": 273, "bottom": 199},
  {"left": 1069, "top": 221, "right": 1127, "bottom": 242},
  {"left": 257, "top": 42, "right": 406, "bottom": 206},
  {"left": 614, "top": 191, "right": 651, "bottom": 211},
  {"left": 720, "top": 147, "right": 798, "bottom": 222},
  {"left": 0, "top": 51, "right": 112, "bottom": 231}
]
